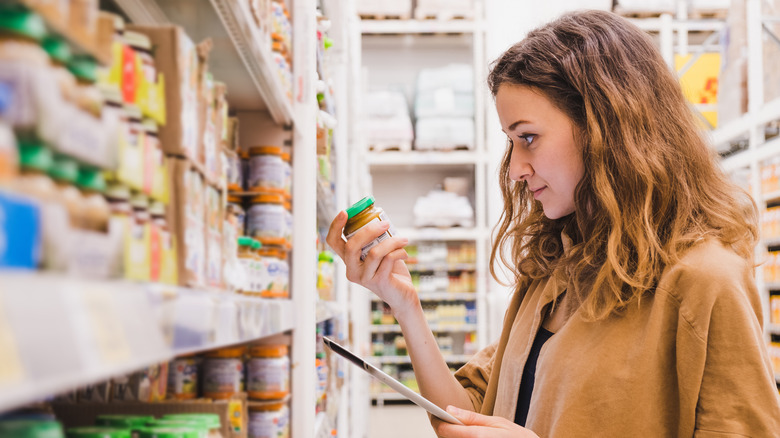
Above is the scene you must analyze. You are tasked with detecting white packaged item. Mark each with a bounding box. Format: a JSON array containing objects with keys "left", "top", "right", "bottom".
[
  {"left": 364, "top": 91, "right": 410, "bottom": 118},
  {"left": 364, "top": 91, "right": 414, "bottom": 151},
  {"left": 614, "top": 0, "right": 676, "bottom": 13},
  {"left": 417, "top": 64, "right": 473, "bottom": 94},
  {"left": 357, "top": 0, "right": 412, "bottom": 19},
  {"left": 414, "top": 0, "right": 474, "bottom": 20},
  {"left": 413, "top": 190, "right": 474, "bottom": 228},
  {"left": 415, "top": 89, "right": 474, "bottom": 118},
  {"left": 414, "top": 117, "right": 475, "bottom": 151}
]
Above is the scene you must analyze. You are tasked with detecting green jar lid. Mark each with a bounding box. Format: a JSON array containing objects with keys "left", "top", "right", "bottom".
[
  {"left": 137, "top": 426, "right": 202, "bottom": 438},
  {"left": 42, "top": 36, "right": 72, "bottom": 65},
  {"left": 66, "top": 427, "right": 131, "bottom": 438},
  {"left": 160, "top": 414, "right": 220, "bottom": 429},
  {"left": 346, "top": 196, "right": 375, "bottom": 219},
  {"left": 0, "top": 419, "right": 65, "bottom": 438},
  {"left": 76, "top": 166, "right": 107, "bottom": 193},
  {"left": 67, "top": 55, "right": 98, "bottom": 83},
  {"left": 96, "top": 415, "right": 155, "bottom": 429},
  {"left": 19, "top": 142, "right": 53, "bottom": 173},
  {"left": 238, "top": 236, "right": 254, "bottom": 247},
  {"left": 0, "top": 4, "right": 47, "bottom": 41},
  {"left": 49, "top": 155, "right": 79, "bottom": 183},
  {"left": 251, "top": 240, "right": 262, "bottom": 250},
  {"left": 318, "top": 251, "right": 334, "bottom": 263}
]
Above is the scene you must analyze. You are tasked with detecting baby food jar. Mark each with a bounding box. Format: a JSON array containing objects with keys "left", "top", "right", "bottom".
[
  {"left": 202, "top": 346, "right": 245, "bottom": 399},
  {"left": 167, "top": 355, "right": 199, "bottom": 400},
  {"left": 76, "top": 166, "right": 110, "bottom": 233},
  {"left": 161, "top": 415, "right": 222, "bottom": 438},
  {"left": 48, "top": 155, "right": 84, "bottom": 229},
  {"left": 237, "top": 237, "right": 258, "bottom": 294},
  {"left": 247, "top": 146, "right": 284, "bottom": 193},
  {"left": 96, "top": 416, "right": 154, "bottom": 438},
  {"left": 226, "top": 150, "right": 243, "bottom": 192},
  {"left": 280, "top": 151, "right": 291, "bottom": 196},
  {"left": 282, "top": 200, "right": 293, "bottom": 247},
  {"left": 246, "top": 194, "right": 286, "bottom": 244},
  {"left": 248, "top": 403, "right": 289, "bottom": 438},
  {"left": 258, "top": 246, "right": 289, "bottom": 298},
  {"left": 227, "top": 196, "right": 246, "bottom": 236},
  {"left": 246, "top": 345, "right": 290, "bottom": 400},
  {"left": 344, "top": 196, "right": 398, "bottom": 260}
]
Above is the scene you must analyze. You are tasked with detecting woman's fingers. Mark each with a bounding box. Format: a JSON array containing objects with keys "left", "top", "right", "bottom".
[
  {"left": 374, "top": 247, "right": 409, "bottom": 284},
  {"left": 360, "top": 236, "right": 408, "bottom": 285},
  {"left": 325, "top": 211, "right": 348, "bottom": 258}
]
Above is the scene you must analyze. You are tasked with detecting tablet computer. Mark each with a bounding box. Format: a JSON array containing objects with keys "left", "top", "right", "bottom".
[{"left": 323, "top": 336, "right": 463, "bottom": 425}]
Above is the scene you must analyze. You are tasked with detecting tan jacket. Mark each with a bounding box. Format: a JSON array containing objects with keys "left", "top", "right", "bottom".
[{"left": 455, "top": 239, "right": 780, "bottom": 436}]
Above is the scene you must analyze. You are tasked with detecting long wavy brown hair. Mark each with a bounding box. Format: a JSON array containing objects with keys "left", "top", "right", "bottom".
[{"left": 488, "top": 10, "right": 758, "bottom": 319}]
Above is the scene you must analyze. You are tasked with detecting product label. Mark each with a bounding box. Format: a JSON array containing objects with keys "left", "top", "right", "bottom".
[
  {"left": 247, "top": 205, "right": 286, "bottom": 239},
  {"left": 246, "top": 357, "right": 289, "bottom": 393},
  {"left": 168, "top": 358, "right": 198, "bottom": 397},
  {"left": 202, "top": 358, "right": 243, "bottom": 395},
  {"left": 248, "top": 407, "right": 289, "bottom": 438},
  {"left": 248, "top": 155, "right": 284, "bottom": 190}
]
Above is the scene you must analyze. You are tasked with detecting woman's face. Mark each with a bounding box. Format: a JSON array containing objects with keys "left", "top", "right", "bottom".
[{"left": 495, "top": 84, "right": 585, "bottom": 219}]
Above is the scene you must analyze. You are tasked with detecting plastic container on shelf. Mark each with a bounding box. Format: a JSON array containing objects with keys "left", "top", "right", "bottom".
[
  {"left": 226, "top": 150, "right": 243, "bottom": 192},
  {"left": 160, "top": 414, "right": 222, "bottom": 438},
  {"left": 227, "top": 195, "right": 246, "bottom": 236},
  {"left": 238, "top": 237, "right": 258, "bottom": 294},
  {"left": 282, "top": 199, "right": 292, "bottom": 246},
  {"left": 247, "top": 146, "right": 284, "bottom": 193},
  {"left": 246, "top": 345, "right": 290, "bottom": 400},
  {"left": 344, "top": 196, "right": 397, "bottom": 261},
  {"left": 202, "top": 346, "right": 245, "bottom": 400},
  {"left": 0, "top": 419, "right": 64, "bottom": 438},
  {"left": 247, "top": 403, "right": 289, "bottom": 438},
  {"left": 48, "top": 155, "right": 84, "bottom": 229},
  {"left": 258, "top": 245, "right": 289, "bottom": 298},
  {"left": 280, "top": 150, "right": 291, "bottom": 196},
  {"left": 96, "top": 416, "right": 154, "bottom": 438},
  {"left": 167, "top": 355, "right": 199, "bottom": 400},
  {"left": 246, "top": 193, "right": 286, "bottom": 243},
  {"left": 75, "top": 166, "right": 110, "bottom": 233},
  {"left": 66, "top": 427, "right": 131, "bottom": 438}
]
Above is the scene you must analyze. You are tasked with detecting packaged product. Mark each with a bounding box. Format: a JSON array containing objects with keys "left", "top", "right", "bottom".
[
  {"left": 127, "top": 25, "right": 200, "bottom": 162},
  {"left": 257, "top": 245, "right": 289, "bottom": 298},
  {"left": 205, "top": 185, "right": 224, "bottom": 287},
  {"left": 167, "top": 356, "right": 199, "bottom": 400},
  {"left": 246, "top": 194, "right": 286, "bottom": 244},
  {"left": 247, "top": 146, "right": 284, "bottom": 193},
  {"left": 246, "top": 345, "right": 290, "bottom": 400},
  {"left": 169, "top": 158, "right": 207, "bottom": 286},
  {"left": 0, "top": 418, "right": 65, "bottom": 438},
  {"left": 0, "top": 191, "right": 41, "bottom": 268},
  {"left": 202, "top": 347, "right": 244, "bottom": 400},
  {"left": 124, "top": 193, "right": 152, "bottom": 282},
  {"left": 161, "top": 414, "right": 223, "bottom": 438},
  {"left": 343, "top": 196, "right": 397, "bottom": 261},
  {"left": 96, "top": 415, "right": 154, "bottom": 438},
  {"left": 112, "top": 362, "right": 168, "bottom": 402},
  {"left": 247, "top": 403, "right": 289, "bottom": 438},
  {"left": 67, "top": 427, "right": 130, "bottom": 438}
]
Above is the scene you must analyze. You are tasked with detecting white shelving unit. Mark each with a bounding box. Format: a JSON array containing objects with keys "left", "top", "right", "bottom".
[
  {"left": 0, "top": 0, "right": 359, "bottom": 436},
  {"left": 703, "top": 0, "right": 780, "bottom": 383},
  {"left": 370, "top": 355, "right": 471, "bottom": 365},
  {"left": 357, "top": 1, "right": 489, "bottom": 408}
]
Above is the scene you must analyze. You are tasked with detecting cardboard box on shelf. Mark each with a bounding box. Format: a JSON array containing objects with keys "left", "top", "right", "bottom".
[
  {"left": 127, "top": 25, "right": 200, "bottom": 163},
  {"left": 168, "top": 157, "right": 207, "bottom": 287},
  {"left": 52, "top": 394, "right": 247, "bottom": 438},
  {"left": 205, "top": 184, "right": 224, "bottom": 288},
  {"left": 68, "top": 0, "right": 99, "bottom": 54}
]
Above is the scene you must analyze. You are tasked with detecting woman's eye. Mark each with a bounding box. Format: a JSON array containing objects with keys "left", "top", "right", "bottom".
[{"left": 519, "top": 134, "right": 536, "bottom": 145}]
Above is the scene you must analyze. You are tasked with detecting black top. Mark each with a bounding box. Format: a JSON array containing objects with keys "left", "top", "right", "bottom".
[{"left": 514, "top": 327, "right": 555, "bottom": 426}]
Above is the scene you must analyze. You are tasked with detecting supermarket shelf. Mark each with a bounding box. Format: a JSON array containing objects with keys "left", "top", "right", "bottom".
[
  {"left": 0, "top": 271, "right": 295, "bottom": 413},
  {"left": 407, "top": 263, "right": 477, "bottom": 272},
  {"left": 369, "top": 355, "right": 471, "bottom": 365},
  {"left": 764, "top": 190, "right": 780, "bottom": 204},
  {"left": 361, "top": 19, "right": 478, "bottom": 34},
  {"left": 115, "top": 0, "right": 296, "bottom": 123},
  {"left": 372, "top": 292, "right": 477, "bottom": 302},
  {"left": 711, "top": 97, "right": 780, "bottom": 149},
  {"left": 314, "top": 412, "right": 332, "bottom": 438},
  {"left": 398, "top": 227, "right": 485, "bottom": 242},
  {"left": 370, "top": 324, "right": 477, "bottom": 333},
  {"left": 366, "top": 151, "right": 483, "bottom": 167},
  {"left": 316, "top": 300, "right": 343, "bottom": 323},
  {"left": 628, "top": 18, "right": 725, "bottom": 33}
]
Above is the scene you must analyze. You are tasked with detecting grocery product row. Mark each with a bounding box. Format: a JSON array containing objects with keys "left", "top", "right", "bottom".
[
  {"left": 371, "top": 332, "right": 478, "bottom": 358},
  {"left": 371, "top": 301, "right": 476, "bottom": 327},
  {"left": 357, "top": 0, "right": 477, "bottom": 21},
  {"left": 364, "top": 64, "right": 476, "bottom": 152}
]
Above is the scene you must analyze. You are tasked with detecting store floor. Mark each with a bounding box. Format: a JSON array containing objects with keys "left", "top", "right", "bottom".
[{"left": 369, "top": 404, "right": 438, "bottom": 438}]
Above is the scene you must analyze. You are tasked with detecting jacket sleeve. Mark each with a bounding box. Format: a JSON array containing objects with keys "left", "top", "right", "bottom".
[
  {"left": 672, "top": 253, "right": 780, "bottom": 436},
  {"left": 453, "top": 341, "right": 498, "bottom": 413}
]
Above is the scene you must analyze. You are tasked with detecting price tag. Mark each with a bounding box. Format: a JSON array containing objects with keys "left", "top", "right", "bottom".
[
  {"left": 81, "top": 286, "right": 132, "bottom": 365},
  {"left": 0, "top": 297, "right": 24, "bottom": 385}
]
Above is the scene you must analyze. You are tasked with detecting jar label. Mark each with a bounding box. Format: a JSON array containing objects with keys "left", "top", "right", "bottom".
[
  {"left": 248, "top": 155, "right": 284, "bottom": 190},
  {"left": 344, "top": 216, "right": 397, "bottom": 261},
  {"left": 247, "top": 205, "right": 286, "bottom": 239},
  {"left": 247, "top": 357, "right": 289, "bottom": 393},
  {"left": 248, "top": 407, "right": 289, "bottom": 438},
  {"left": 168, "top": 358, "right": 198, "bottom": 396},
  {"left": 202, "top": 358, "right": 243, "bottom": 395}
]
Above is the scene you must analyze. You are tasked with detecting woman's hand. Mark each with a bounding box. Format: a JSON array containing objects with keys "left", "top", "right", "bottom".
[
  {"left": 432, "top": 406, "right": 540, "bottom": 438},
  {"left": 325, "top": 211, "right": 417, "bottom": 314}
]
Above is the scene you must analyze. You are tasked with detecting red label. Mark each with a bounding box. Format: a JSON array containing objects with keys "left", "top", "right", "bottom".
[
  {"left": 121, "top": 45, "right": 137, "bottom": 103},
  {"left": 149, "top": 224, "right": 161, "bottom": 282}
]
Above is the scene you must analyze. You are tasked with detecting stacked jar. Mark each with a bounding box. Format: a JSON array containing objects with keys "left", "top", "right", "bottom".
[{"left": 246, "top": 345, "right": 290, "bottom": 438}]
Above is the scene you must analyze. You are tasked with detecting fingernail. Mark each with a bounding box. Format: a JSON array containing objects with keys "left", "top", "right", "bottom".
[
  {"left": 446, "top": 406, "right": 461, "bottom": 415},
  {"left": 401, "top": 238, "right": 409, "bottom": 245}
]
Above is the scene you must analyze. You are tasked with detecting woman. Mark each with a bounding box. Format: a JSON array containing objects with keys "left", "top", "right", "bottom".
[{"left": 327, "top": 9, "right": 780, "bottom": 437}]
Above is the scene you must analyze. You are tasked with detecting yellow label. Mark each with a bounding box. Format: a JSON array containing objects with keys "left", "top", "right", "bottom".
[
  {"left": 675, "top": 52, "right": 720, "bottom": 128},
  {"left": 228, "top": 398, "right": 243, "bottom": 432},
  {"left": 0, "top": 297, "right": 25, "bottom": 385}
]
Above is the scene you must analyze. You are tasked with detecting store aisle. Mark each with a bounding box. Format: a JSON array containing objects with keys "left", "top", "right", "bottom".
[{"left": 369, "top": 405, "right": 438, "bottom": 438}]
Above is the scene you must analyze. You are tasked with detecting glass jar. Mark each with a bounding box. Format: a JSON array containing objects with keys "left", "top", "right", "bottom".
[
  {"left": 202, "top": 346, "right": 245, "bottom": 400},
  {"left": 226, "top": 150, "right": 242, "bottom": 192},
  {"left": 282, "top": 200, "right": 292, "bottom": 248},
  {"left": 48, "top": 155, "right": 84, "bottom": 229},
  {"left": 167, "top": 355, "right": 199, "bottom": 400},
  {"left": 96, "top": 416, "right": 154, "bottom": 438},
  {"left": 237, "top": 237, "right": 258, "bottom": 294},
  {"left": 143, "top": 119, "right": 162, "bottom": 197},
  {"left": 227, "top": 195, "right": 246, "bottom": 236},
  {"left": 123, "top": 31, "right": 156, "bottom": 86},
  {"left": 246, "top": 194, "right": 286, "bottom": 244},
  {"left": 248, "top": 403, "right": 289, "bottom": 438},
  {"left": 246, "top": 345, "right": 290, "bottom": 400},
  {"left": 259, "top": 246, "right": 289, "bottom": 298},
  {"left": 75, "top": 166, "right": 110, "bottom": 233},
  {"left": 344, "top": 196, "right": 397, "bottom": 261},
  {"left": 280, "top": 151, "right": 291, "bottom": 196},
  {"left": 247, "top": 146, "right": 284, "bottom": 192}
]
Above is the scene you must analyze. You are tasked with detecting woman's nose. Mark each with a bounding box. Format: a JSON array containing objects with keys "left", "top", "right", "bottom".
[{"left": 508, "top": 148, "right": 533, "bottom": 182}]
